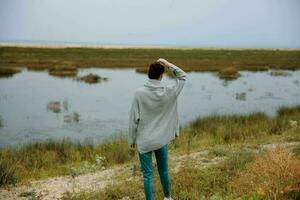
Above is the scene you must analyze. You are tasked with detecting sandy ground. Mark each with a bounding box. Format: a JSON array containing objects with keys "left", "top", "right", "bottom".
[
  {"left": 0, "top": 142, "right": 299, "bottom": 200},
  {"left": 1, "top": 42, "right": 299, "bottom": 51}
]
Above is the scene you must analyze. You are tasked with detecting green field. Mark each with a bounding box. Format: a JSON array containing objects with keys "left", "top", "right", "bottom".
[{"left": 1, "top": 47, "right": 300, "bottom": 72}]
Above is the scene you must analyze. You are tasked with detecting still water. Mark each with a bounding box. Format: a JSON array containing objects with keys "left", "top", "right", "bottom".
[{"left": 0, "top": 68, "right": 299, "bottom": 147}]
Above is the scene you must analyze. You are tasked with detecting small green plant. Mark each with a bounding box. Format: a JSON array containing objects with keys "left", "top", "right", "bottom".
[
  {"left": 289, "top": 119, "right": 298, "bottom": 128},
  {"left": 69, "top": 155, "right": 106, "bottom": 177}
]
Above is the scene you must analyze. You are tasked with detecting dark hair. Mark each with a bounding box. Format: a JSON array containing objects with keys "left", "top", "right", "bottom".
[{"left": 148, "top": 61, "right": 165, "bottom": 79}]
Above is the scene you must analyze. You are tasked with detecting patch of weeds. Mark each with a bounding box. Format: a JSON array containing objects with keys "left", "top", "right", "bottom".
[
  {"left": 225, "top": 149, "right": 255, "bottom": 171},
  {"left": 169, "top": 150, "right": 254, "bottom": 199},
  {"left": 292, "top": 144, "right": 300, "bottom": 157},
  {"left": 69, "top": 155, "right": 106, "bottom": 177},
  {"left": 209, "top": 146, "right": 232, "bottom": 157},
  {"left": 19, "top": 190, "right": 36, "bottom": 198},
  {"left": 63, "top": 179, "right": 144, "bottom": 200},
  {"left": 235, "top": 92, "right": 247, "bottom": 101},
  {"left": 0, "top": 157, "right": 18, "bottom": 186},
  {"left": 47, "top": 101, "right": 61, "bottom": 113},
  {"left": 64, "top": 112, "right": 80, "bottom": 123}
]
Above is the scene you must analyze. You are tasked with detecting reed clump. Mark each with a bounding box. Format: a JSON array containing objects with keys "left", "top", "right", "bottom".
[
  {"left": 48, "top": 66, "right": 78, "bottom": 77},
  {"left": 77, "top": 73, "right": 108, "bottom": 84},
  {"left": 218, "top": 67, "right": 240, "bottom": 80}
]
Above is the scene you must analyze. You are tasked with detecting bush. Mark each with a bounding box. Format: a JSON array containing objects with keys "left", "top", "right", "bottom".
[{"left": 231, "top": 147, "right": 300, "bottom": 199}]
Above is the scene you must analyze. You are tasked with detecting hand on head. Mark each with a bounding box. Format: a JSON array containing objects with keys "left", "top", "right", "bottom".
[{"left": 157, "top": 58, "right": 170, "bottom": 68}]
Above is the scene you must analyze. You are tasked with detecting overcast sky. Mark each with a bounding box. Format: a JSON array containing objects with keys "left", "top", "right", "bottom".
[{"left": 0, "top": 0, "right": 299, "bottom": 48}]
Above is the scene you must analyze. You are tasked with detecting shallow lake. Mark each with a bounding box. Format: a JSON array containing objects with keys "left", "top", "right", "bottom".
[{"left": 0, "top": 68, "right": 299, "bottom": 147}]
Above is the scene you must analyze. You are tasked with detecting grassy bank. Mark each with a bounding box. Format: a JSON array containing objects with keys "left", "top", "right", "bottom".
[
  {"left": 1, "top": 47, "right": 300, "bottom": 72},
  {"left": 0, "top": 106, "right": 299, "bottom": 189},
  {"left": 0, "top": 138, "right": 133, "bottom": 184},
  {"left": 62, "top": 106, "right": 300, "bottom": 200},
  {"left": 64, "top": 146, "right": 300, "bottom": 200}
]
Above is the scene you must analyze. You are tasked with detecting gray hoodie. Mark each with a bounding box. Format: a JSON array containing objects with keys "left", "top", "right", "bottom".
[{"left": 128, "top": 63, "right": 187, "bottom": 153}]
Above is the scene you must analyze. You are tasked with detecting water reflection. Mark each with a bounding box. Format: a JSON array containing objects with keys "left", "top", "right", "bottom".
[{"left": 0, "top": 68, "right": 299, "bottom": 147}]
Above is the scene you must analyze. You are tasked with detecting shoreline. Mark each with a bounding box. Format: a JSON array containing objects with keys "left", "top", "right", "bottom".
[{"left": 1, "top": 42, "right": 300, "bottom": 51}]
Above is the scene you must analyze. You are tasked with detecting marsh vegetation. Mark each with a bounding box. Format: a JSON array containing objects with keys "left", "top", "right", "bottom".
[
  {"left": 1, "top": 47, "right": 300, "bottom": 72},
  {"left": 0, "top": 67, "right": 21, "bottom": 78}
]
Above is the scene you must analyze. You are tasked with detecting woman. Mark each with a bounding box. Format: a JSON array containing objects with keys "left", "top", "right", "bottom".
[{"left": 128, "top": 58, "right": 187, "bottom": 200}]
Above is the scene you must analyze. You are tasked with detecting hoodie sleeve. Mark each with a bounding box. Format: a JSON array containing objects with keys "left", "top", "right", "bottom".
[
  {"left": 128, "top": 94, "right": 140, "bottom": 145},
  {"left": 166, "top": 63, "right": 187, "bottom": 97}
]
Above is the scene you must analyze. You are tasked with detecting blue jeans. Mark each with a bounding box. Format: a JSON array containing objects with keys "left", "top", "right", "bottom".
[{"left": 138, "top": 144, "right": 171, "bottom": 200}]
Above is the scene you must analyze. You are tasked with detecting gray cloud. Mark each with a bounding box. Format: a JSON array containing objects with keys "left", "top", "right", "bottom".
[{"left": 0, "top": 0, "right": 299, "bottom": 48}]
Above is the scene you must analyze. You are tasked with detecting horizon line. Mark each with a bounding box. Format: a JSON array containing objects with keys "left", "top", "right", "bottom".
[{"left": 0, "top": 42, "right": 300, "bottom": 51}]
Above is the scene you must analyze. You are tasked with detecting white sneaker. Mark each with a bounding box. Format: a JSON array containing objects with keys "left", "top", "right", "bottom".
[{"left": 164, "top": 197, "right": 174, "bottom": 200}]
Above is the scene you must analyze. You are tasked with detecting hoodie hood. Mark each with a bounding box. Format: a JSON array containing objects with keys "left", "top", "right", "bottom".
[{"left": 144, "top": 78, "right": 164, "bottom": 88}]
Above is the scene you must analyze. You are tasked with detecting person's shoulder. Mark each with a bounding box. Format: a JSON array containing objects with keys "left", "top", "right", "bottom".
[{"left": 133, "top": 87, "right": 145, "bottom": 98}]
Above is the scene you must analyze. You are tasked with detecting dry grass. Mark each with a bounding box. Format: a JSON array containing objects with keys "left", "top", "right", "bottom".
[{"left": 231, "top": 147, "right": 300, "bottom": 199}]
